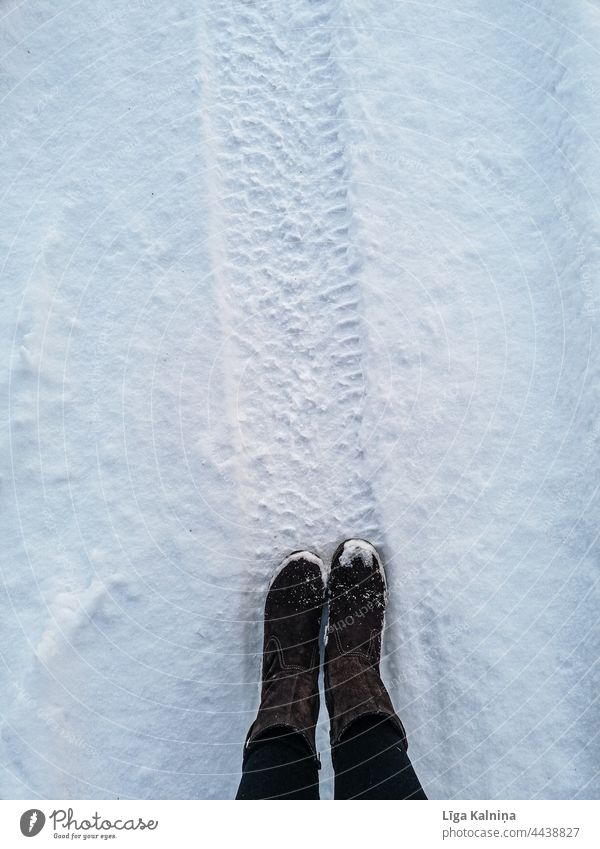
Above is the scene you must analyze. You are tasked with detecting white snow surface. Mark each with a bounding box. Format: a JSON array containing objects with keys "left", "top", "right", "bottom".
[{"left": 1, "top": 0, "right": 599, "bottom": 799}]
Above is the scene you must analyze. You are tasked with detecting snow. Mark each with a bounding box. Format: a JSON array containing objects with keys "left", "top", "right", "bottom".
[{"left": 1, "top": 0, "right": 598, "bottom": 800}]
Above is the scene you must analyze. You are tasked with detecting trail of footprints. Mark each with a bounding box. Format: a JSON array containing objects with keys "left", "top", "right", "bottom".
[{"left": 206, "top": 0, "right": 377, "bottom": 561}]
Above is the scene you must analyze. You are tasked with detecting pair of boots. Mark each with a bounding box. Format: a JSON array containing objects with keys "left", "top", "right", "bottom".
[{"left": 244, "top": 539, "right": 407, "bottom": 766}]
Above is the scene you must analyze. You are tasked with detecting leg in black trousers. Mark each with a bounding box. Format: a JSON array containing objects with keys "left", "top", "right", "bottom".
[
  {"left": 236, "top": 718, "right": 426, "bottom": 799},
  {"left": 332, "top": 716, "right": 427, "bottom": 799},
  {"left": 236, "top": 728, "right": 320, "bottom": 799}
]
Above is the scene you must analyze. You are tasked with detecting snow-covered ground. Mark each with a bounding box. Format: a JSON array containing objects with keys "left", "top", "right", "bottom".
[{"left": 1, "top": 0, "right": 599, "bottom": 799}]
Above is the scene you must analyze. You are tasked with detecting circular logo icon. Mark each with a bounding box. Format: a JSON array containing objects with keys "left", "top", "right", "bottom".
[{"left": 19, "top": 809, "right": 45, "bottom": 837}]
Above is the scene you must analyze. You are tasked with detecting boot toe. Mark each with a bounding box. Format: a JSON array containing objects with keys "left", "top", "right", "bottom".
[
  {"left": 269, "top": 550, "right": 325, "bottom": 588},
  {"left": 332, "top": 538, "right": 380, "bottom": 571}
]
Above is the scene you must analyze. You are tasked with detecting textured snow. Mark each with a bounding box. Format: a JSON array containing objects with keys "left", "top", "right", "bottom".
[{"left": 1, "top": 0, "right": 599, "bottom": 799}]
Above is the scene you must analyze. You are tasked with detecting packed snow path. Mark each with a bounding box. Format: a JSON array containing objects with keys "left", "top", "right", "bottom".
[
  {"left": 201, "top": 0, "right": 379, "bottom": 568},
  {"left": 1, "top": 0, "right": 599, "bottom": 799}
]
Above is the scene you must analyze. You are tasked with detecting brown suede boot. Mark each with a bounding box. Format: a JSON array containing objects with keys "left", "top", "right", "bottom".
[
  {"left": 243, "top": 551, "right": 326, "bottom": 764},
  {"left": 325, "top": 539, "right": 407, "bottom": 748}
]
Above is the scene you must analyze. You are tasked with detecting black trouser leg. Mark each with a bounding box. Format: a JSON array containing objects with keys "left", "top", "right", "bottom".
[
  {"left": 332, "top": 716, "right": 427, "bottom": 799},
  {"left": 236, "top": 729, "right": 320, "bottom": 799}
]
